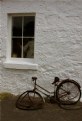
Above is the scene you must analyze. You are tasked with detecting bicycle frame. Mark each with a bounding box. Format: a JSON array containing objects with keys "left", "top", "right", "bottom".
[
  {"left": 36, "top": 83, "right": 54, "bottom": 97},
  {"left": 32, "top": 78, "right": 58, "bottom": 98}
]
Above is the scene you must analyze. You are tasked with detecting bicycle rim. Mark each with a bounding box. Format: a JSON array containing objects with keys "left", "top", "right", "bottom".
[
  {"left": 56, "top": 80, "right": 81, "bottom": 105},
  {"left": 16, "top": 91, "right": 31, "bottom": 110},
  {"left": 16, "top": 90, "right": 44, "bottom": 110}
]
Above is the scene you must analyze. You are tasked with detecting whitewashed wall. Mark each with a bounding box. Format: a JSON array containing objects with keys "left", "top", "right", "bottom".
[
  {"left": 0, "top": 1, "right": 2, "bottom": 92},
  {"left": 0, "top": 0, "right": 82, "bottom": 99}
]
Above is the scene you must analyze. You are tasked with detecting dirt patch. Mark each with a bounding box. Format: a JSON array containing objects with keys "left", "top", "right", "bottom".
[
  {"left": 0, "top": 92, "right": 15, "bottom": 100},
  {"left": 0, "top": 95, "right": 82, "bottom": 121}
]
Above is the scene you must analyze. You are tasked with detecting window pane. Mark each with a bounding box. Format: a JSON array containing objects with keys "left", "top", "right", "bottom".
[
  {"left": 23, "top": 16, "right": 35, "bottom": 37},
  {"left": 11, "top": 38, "right": 22, "bottom": 58},
  {"left": 12, "top": 17, "right": 22, "bottom": 36},
  {"left": 23, "top": 38, "right": 34, "bottom": 58}
]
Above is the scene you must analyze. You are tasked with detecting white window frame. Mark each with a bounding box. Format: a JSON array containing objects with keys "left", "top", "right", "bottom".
[{"left": 3, "top": 13, "right": 38, "bottom": 70}]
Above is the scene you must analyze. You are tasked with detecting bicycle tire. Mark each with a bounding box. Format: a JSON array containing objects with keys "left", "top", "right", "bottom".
[
  {"left": 16, "top": 90, "right": 45, "bottom": 110},
  {"left": 56, "top": 79, "right": 81, "bottom": 105}
]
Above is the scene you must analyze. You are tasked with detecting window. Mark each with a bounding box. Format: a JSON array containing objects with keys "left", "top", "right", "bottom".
[
  {"left": 3, "top": 14, "right": 38, "bottom": 70},
  {"left": 12, "top": 15, "right": 35, "bottom": 58}
]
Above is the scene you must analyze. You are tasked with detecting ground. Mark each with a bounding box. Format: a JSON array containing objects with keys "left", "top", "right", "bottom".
[{"left": 0, "top": 96, "right": 82, "bottom": 121}]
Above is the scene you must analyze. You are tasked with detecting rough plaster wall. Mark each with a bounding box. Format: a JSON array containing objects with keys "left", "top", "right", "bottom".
[
  {"left": 0, "top": 1, "right": 2, "bottom": 93},
  {"left": 0, "top": 1, "right": 1, "bottom": 62},
  {"left": 0, "top": 0, "right": 82, "bottom": 98}
]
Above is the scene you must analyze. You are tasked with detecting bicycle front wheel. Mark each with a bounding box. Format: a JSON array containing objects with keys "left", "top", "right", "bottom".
[
  {"left": 56, "top": 79, "right": 81, "bottom": 105},
  {"left": 16, "top": 90, "right": 44, "bottom": 110}
]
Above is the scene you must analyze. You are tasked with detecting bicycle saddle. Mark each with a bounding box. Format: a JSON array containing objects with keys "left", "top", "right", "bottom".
[{"left": 32, "top": 77, "right": 37, "bottom": 80}]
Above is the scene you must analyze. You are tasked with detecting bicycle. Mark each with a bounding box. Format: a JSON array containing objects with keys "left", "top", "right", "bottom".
[{"left": 16, "top": 77, "right": 81, "bottom": 110}]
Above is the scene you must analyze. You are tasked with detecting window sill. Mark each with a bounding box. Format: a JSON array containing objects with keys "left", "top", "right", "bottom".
[{"left": 3, "top": 60, "right": 38, "bottom": 70}]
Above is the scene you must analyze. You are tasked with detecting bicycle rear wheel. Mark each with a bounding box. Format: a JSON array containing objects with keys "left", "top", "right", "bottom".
[
  {"left": 16, "top": 90, "right": 44, "bottom": 110},
  {"left": 56, "top": 79, "right": 81, "bottom": 105}
]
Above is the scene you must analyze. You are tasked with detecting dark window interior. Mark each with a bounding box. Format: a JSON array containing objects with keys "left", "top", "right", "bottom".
[{"left": 11, "top": 16, "right": 35, "bottom": 58}]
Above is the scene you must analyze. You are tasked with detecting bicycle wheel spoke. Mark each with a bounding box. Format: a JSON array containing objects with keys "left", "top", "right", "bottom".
[
  {"left": 56, "top": 80, "right": 81, "bottom": 105},
  {"left": 16, "top": 91, "right": 44, "bottom": 110}
]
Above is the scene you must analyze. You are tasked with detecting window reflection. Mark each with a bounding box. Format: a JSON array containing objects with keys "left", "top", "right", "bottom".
[
  {"left": 11, "top": 38, "right": 22, "bottom": 58},
  {"left": 23, "top": 38, "right": 34, "bottom": 58}
]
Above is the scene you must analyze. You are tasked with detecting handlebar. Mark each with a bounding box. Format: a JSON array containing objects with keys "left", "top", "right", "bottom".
[{"left": 52, "top": 77, "right": 60, "bottom": 85}]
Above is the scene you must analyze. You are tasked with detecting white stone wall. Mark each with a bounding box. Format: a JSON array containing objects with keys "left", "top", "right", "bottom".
[
  {"left": 0, "top": 1, "right": 2, "bottom": 92},
  {"left": 0, "top": 0, "right": 82, "bottom": 97}
]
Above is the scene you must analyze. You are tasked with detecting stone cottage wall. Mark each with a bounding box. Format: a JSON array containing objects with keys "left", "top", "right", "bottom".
[{"left": 0, "top": 0, "right": 82, "bottom": 99}]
